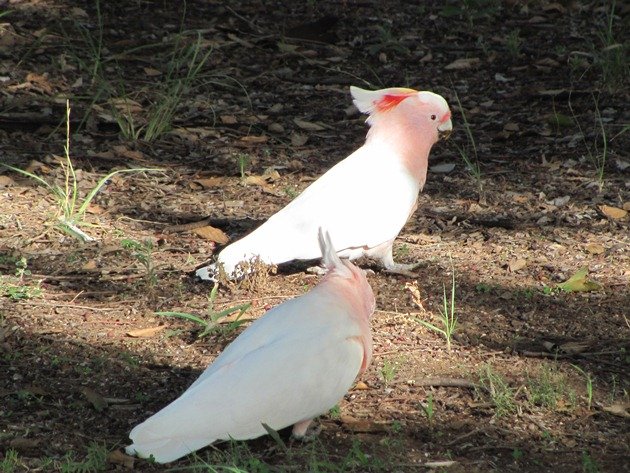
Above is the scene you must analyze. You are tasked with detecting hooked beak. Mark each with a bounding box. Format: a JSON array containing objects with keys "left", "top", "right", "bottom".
[{"left": 438, "top": 118, "right": 453, "bottom": 140}]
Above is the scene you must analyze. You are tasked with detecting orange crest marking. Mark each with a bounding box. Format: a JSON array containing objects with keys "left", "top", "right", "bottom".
[{"left": 374, "top": 88, "right": 417, "bottom": 112}]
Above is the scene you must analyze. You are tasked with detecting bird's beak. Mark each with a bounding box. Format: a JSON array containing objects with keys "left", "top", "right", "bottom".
[{"left": 438, "top": 118, "right": 453, "bottom": 141}]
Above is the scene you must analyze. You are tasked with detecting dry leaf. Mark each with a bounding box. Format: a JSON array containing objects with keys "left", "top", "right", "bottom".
[
  {"left": 293, "top": 118, "right": 326, "bottom": 131},
  {"left": 0, "top": 23, "right": 20, "bottom": 49},
  {"left": 557, "top": 267, "right": 602, "bottom": 292},
  {"left": 70, "top": 7, "right": 89, "bottom": 17},
  {"left": 340, "top": 415, "right": 387, "bottom": 433},
  {"left": 194, "top": 176, "right": 227, "bottom": 188},
  {"left": 262, "top": 168, "right": 281, "bottom": 180},
  {"left": 126, "top": 326, "right": 166, "bottom": 338},
  {"left": 81, "top": 387, "right": 108, "bottom": 412},
  {"left": 9, "top": 437, "right": 40, "bottom": 451},
  {"left": 243, "top": 175, "right": 269, "bottom": 187},
  {"left": 543, "top": 2, "right": 566, "bottom": 13},
  {"left": 536, "top": 58, "right": 560, "bottom": 68},
  {"left": 170, "top": 127, "right": 219, "bottom": 142},
  {"left": 70, "top": 77, "right": 83, "bottom": 89},
  {"left": 227, "top": 33, "right": 254, "bottom": 48},
  {"left": 504, "top": 122, "right": 520, "bottom": 132},
  {"left": 82, "top": 259, "right": 98, "bottom": 271},
  {"left": 599, "top": 205, "right": 627, "bottom": 220},
  {"left": 425, "top": 461, "right": 457, "bottom": 468},
  {"left": 584, "top": 243, "right": 605, "bottom": 255},
  {"left": 430, "top": 163, "right": 456, "bottom": 173},
  {"left": 86, "top": 203, "right": 106, "bottom": 215},
  {"left": 193, "top": 225, "right": 230, "bottom": 244},
  {"left": 354, "top": 381, "right": 369, "bottom": 390},
  {"left": 444, "top": 57, "right": 480, "bottom": 70},
  {"left": 220, "top": 115, "right": 238, "bottom": 125},
  {"left": 113, "top": 145, "right": 145, "bottom": 161},
  {"left": 107, "top": 450, "right": 135, "bottom": 469},
  {"left": 240, "top": 135, "right": 268, "bottom": 143},
  {"left": 217, "top": 311, "right": 255, "bottom": 325},
  {"left": 277, "top": 42, "right": 299, "bottom": 53},
  {"left": 602, "top": 403, "right": 630, "bottom": 419},
  {"left": 405, "top": 281, "right": 424, "bottom": 310},
  {"left": 268, "top": 122, "right": 285, "bottom": 133},
  {"left": 291, "top": 132, "right": 308, "bottom": 146},
  {"left": 143, "top": 67, "right": 162, "bottom": 77},
  {"left": 508, "top": 258, "right": 527, "bottom": 272},
  {"left": 25, "top": 72, "right": 54, "bottom": 94},
  {"left": 558, "top": 341, "right": 590, "bottom": 355},
  {"left": 90, "top": 150, "right": 117, "bottom": 161},
  {"left": 24, "top": 385, "right": 49, "bottom": 396},
  {"left": 108, "top": 97, "right": 143, "bottom": 114}
]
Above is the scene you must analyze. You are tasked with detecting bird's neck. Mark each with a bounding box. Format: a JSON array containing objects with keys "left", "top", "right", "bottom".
[{"left": 364, "top": 118, "right": 434, "bottom": 187}]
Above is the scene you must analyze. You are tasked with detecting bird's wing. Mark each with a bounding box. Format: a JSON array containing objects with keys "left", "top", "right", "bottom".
[
  {"left": 127, "top": 296, "right": 365, "bottom": 463},
  {"left": 219, "top": 145, "right": 419, "bottom": 267}
]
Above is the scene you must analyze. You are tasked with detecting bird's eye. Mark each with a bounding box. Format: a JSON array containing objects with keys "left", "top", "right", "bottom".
[{"left": 430, "top": 114, "right": 437, "bottom": 121}]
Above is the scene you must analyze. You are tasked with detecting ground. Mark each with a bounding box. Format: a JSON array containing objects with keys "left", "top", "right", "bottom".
[{"left": 0, "top": 1, "right": 629, "bottom": 472}]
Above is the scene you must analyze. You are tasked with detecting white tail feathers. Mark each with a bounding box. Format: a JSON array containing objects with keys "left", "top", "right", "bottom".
[{"left": 317, "top": 228, "right": 352, "bottom": 278}]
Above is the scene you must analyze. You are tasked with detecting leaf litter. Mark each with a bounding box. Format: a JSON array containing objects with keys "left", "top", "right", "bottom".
[{"left": 0, "top": 1, "right": 628, "bottom": 472}]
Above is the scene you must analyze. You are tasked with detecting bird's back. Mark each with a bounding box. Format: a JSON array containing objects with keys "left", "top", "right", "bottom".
[{"left": 127, "top": 291, "right": 367, "bottom": 463}]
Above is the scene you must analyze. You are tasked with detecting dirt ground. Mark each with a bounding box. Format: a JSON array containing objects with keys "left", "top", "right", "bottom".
[{"left": 1, "top": 1, "right": 629, "bottom": 472}]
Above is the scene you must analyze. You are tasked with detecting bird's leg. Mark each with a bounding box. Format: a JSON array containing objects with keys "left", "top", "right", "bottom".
[
  {"left": 378, "top": 244, "right": 421, "bottom": 277},
  {"left": 291, "top": 419, "right": 321, "bottom": 441}
]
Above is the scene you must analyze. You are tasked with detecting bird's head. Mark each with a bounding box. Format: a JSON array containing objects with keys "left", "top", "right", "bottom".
[{"left": 350, "top": 86, "right": 452, "bottom": 144}]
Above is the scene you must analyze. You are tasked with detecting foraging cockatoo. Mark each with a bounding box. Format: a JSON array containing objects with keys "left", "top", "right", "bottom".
[
  {"left": 126, "top": 230, "right": 375, "bottom": 463},
  {"left": 196, "top": 85, "right": 452, "bottom": 280}
]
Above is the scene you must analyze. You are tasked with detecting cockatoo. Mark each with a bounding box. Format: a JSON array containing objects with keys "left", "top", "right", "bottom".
[
  {"left": 126, "top": 229, "right": 375, "bottom": 464},
  {"left": 196, "top": 85, "right": 452, "bottom": 280}
]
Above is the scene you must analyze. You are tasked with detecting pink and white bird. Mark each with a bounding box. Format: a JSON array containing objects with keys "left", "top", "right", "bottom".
[
  {"left": 126, "top": 230, "right": 375, "bottom": 463},
  {"left": 196, "top": 85, "right": 452, "bottom": 280}
]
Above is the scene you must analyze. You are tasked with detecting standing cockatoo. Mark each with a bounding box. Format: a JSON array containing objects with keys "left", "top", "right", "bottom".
[
  {"left": 196, "top": 85, "right": 452, "bottom": 280},
  {"left": 126, "top": 230, "right": 375, "bottom": 463}
]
